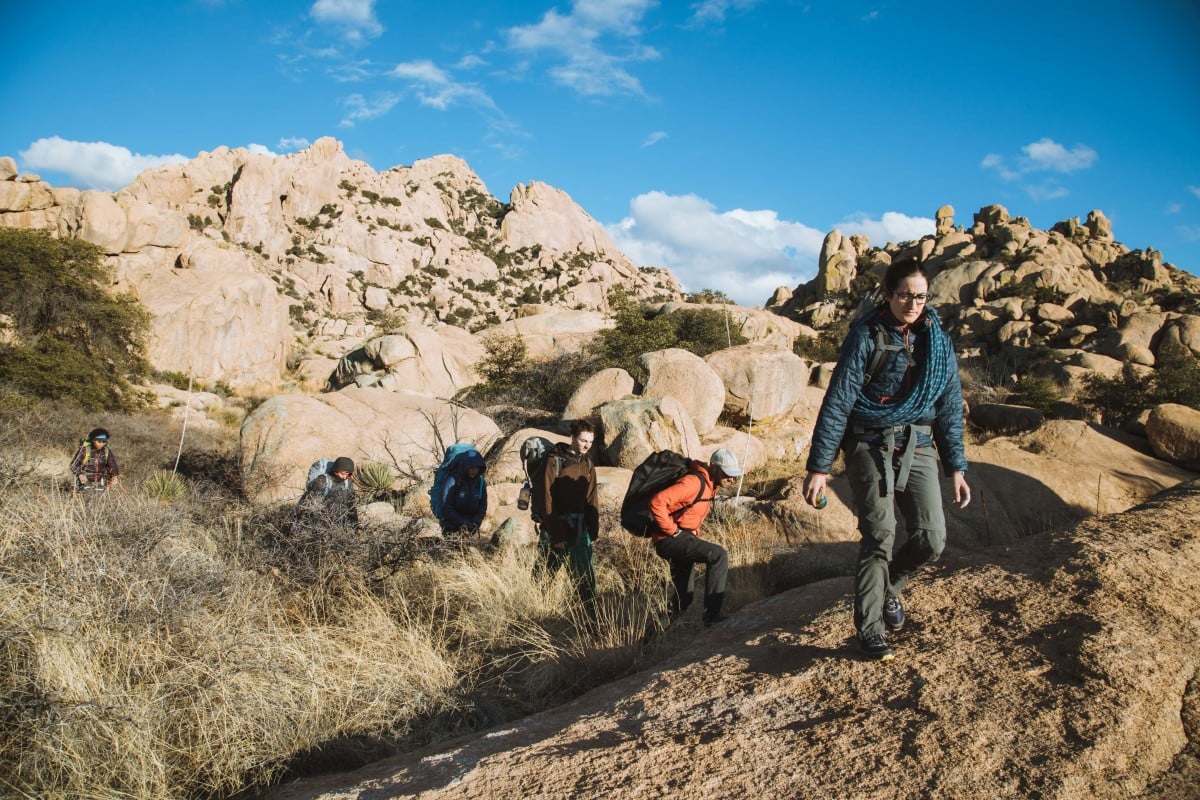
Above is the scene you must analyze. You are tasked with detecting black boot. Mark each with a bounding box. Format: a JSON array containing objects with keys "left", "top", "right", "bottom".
[
  {"left": 668, "top": 591, "right": 694, "bottom": 622},
  {"left": 703, "top": 592, "right": 728, "bottom": 626}
]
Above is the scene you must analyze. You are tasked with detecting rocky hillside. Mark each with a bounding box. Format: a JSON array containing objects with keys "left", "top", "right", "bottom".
[
  {"left": 270, "top": 479, "right": 1200, "bottom": 800},
  {"left": 0, "top": 139, "right": 680, "bottom": 391}
]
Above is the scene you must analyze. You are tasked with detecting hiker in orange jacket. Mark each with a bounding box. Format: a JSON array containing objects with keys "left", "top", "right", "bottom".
[{"left": 648, "top": 448, "right": 742, "bottom": 625}]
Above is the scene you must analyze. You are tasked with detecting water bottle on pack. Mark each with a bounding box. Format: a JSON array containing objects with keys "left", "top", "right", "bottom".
[{"left": 517, "top": 481, "right": 532, "bottom": 511}]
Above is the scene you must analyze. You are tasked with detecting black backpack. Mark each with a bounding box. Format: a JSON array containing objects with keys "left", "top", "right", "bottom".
[{"left": 620, "top": 451, "right": 707, "bottom": 537}]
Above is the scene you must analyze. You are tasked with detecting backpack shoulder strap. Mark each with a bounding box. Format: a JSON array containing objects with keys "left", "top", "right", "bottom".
[
  {"left": 669, "top": 468, "right": 709, "bottom": 520},
  {"left": 863, "top": 322, "right": 904, "bottom": 387}
]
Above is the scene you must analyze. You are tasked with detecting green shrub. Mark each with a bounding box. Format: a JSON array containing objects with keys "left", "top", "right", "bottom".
[
  {"left": 685, "top": 288, "right": 733, "bottom": 304},
  {"left": 355, "top": 462, "right": 395, "bottom": 499},
  {"left": 667, "top": 307, "right": 748, "bottom": 356},
  {"left": 1006, "top": 375, "right": 1061, "bottom": 414},
  {"left": 794, "top": 317, "right": 851, "bottom": 364},
  {"left": 464, "top": 334, "right": 597, "bottom": 412},
  {"left": 1078, "top": 365, "right": 1152, "bottom": 426},
  {"left": 1150, "top": 338, "right": 1200, "bottom": 408},
  {"left": 0, "top": 229, "right": 151, "bottom": 411}
]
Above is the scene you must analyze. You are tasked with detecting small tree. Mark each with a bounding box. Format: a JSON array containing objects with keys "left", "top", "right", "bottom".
[{"left": 0, "top": 229, "right": 151, "bottom": 410}]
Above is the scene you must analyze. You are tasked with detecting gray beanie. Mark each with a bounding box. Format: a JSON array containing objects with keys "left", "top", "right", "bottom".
[{"left": 332, "top": 456, "right": 355, "bottom": 474}]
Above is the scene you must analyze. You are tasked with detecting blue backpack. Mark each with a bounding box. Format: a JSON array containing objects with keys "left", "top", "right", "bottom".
[{"left": 429, "top": 444, "right": 482, "bottom": 520}]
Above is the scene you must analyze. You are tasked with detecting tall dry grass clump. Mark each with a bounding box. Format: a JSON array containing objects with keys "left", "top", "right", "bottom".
[{"left": 0, "top": 450, "right": 790, "bottom": 799}]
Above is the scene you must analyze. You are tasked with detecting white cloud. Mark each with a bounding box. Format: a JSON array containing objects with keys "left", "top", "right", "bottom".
[
  {"left": 389, "top": 59, "right": 497, "bottom": 111},
  {"left": 1178, "top": 225, "right": 1200, "bottom": 242},
  {"left": 278, "top": 137, "right": 312, "bottom": 151},
  {"left": 310, "top": 0, "right": 382, "bottom": 41},
  {"left": 982, "top": 138, "right": 1096, "bottom": 201},
  {"left": 1021, "top": 138, "right": 1097, "bottom": 173},
  {"left": 507, "top": 0, "right": 659, "bottom": 96},
  {"left": 18, "top": 137, "right": 188, "bottom": 190},
  {"left": 1026, "top": 182, "right": 1070, "bottom": 202},
  {"left": 689, "top": 0, "right": 763, "bottom": 25},
  {"left": 1189, "top": 185, "right": 1200, "bottom": 199},
  {"left": 1166, "top": 202, "right": 1183, "bottom": 215},
  {"left": 338, "top": 92, "right": 400, "bottom": 127},
  {"left": 245, "top": 143, "right": 278, "bottom": 156},
  {"left": 835, "top": 211, "right": 935, "bottom": 246},
  {"left": 607, "top": 191, "right": 827, "bottom": 306},
  {"left": 642, "top": 131, "right": 668, "bottom": 147}
]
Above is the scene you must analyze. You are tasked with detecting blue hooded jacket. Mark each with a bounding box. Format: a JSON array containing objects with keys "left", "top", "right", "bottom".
[
  {"left": 805, "top": 306, "right": 967, "bottom": 476},
  {"left": 440, "top": 450, "right": 488, "bottom": 532}
]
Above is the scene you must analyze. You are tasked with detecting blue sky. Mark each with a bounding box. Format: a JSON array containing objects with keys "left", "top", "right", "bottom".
[{"left": 3, "top": 1, "right": 1198, "bottom": 306}]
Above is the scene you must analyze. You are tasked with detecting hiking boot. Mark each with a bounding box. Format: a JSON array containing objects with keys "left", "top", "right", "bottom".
[
  {"left": 883, "top": 597, "right": 905, "bottom": 631},
  {"left": 860, "top": 634, "right": 894, "bottom": 661},
  {"left": 702, "top": 592, "right": 727, "bottom": 626},
  {"left": 703, "top": 611, "right": 729, "bottom": 626}
]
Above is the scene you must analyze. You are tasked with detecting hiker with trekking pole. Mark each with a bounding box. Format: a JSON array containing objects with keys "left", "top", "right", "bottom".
[{"left": 801, "top": 256, "right": 970, "bottom": 662}]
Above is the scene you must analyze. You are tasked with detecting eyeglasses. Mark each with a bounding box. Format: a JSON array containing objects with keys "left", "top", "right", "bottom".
[{"left": 894, "top": 292, "right": 928, "bottom": 304}]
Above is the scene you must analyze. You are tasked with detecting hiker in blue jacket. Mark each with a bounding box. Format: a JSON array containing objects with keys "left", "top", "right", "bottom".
[
  {"left": 440, "top": 450, "right": 488, "bottom": 537},
  {"left": 802, "top": 256, "right": 970, "bottom": 661}
]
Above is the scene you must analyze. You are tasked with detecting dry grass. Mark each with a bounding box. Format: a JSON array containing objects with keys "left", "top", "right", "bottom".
[{"left": 0, "top": 410, "right": 791, "bottom": 799}]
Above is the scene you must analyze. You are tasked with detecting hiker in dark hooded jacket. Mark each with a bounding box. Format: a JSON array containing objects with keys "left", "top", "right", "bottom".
[
  {"left": 293, "top": 456, "right": 359, "bottom": 533},
  {"left": 440, "top": 450, "right": 487, "bottom": 536},
  {"left": 801, "top": 256, "right": 969, "bottom": 662},
  {"left": 536, "top": 420, "right": 600, "bottom": 608}
]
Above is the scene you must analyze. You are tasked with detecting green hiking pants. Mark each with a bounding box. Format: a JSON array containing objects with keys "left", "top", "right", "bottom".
[
  {"left": 536, "top": 513, "right": 597, "bottom": 612},
  {"left": 845, "top": 438, "right": 946, "bottom": 640}
]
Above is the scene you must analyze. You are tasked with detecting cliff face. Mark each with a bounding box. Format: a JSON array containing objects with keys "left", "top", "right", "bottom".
[{"left": 0, "top": 140, "right": 681, "bottom": 389}]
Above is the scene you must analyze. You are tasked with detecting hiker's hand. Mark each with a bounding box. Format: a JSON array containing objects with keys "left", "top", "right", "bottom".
[
  {"left": 801, "top": 472, "right": 827, "bottom": 508},
  {"left": 953, "top": 472, "right": 971, "bottom": 508},
  {"left": 77, "top": 475, "right": 88, "bottom": 486}
]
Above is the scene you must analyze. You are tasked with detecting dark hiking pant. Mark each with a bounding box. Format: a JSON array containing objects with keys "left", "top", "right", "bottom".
[
  {"left": 846, "top": 439, "right": 946, "bottom": 640},
  {"left": 536, "top": 513, "right": 597, "bottom": 614},
  {"left": 653, "top": 531, "right": 728, "bottom": 617}
]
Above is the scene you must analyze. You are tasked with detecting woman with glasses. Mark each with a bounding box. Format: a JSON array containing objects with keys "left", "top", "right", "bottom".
[
  {"left": 71, "top": 427, "right": 120, "bottom": 491},
  {"left": 802, "top": 257, "right": 970, "bottom": 661}
]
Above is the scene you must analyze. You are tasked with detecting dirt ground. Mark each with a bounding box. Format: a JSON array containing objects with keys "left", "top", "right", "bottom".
[{"left": 270, "top": 481, "right": 1200, "bottom": 800}]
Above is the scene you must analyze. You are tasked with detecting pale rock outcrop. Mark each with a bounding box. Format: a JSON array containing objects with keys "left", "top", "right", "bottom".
[
  {"left": 488, "top": 427, "right": 569, "bottom": 485},
  {"left": 815, "top": 230, "right": 857, "bottom": 297},
  {"left": 562, "top": 368, "right": 635, "bottom": 426},
  {"left": 489, "top": 309, "right": 608, "bottom": 359},
  {"left": 240, "top": 388, "right": 502, "bottom": 504},
  {"left": 0, "top": 157, "right": 16, "bottom": 181},
  {"left": 928, "top": 260, "right": 995, "bottom": 307},
  {"left": 973, "top": 203, "right": 1010, "bottom": 232},
  {"left": 704, "top": 345, "right": 809, "bottom": 420},
  {"left": 61, "top": 189, "right": 128, "bottom": 254},
  {"left": 1086, "top": 209, "right": 1113, "bottom": 241},
  {"left": 699, "top": 427, "right": 765, "bottom": 474},
  {"left": 1146, "top": 403, "right": 1200, "bottom": 470},
  {"left": 330, "top": 324, "right": 483, "bottom": 397},
  {"left": 501, "top": 181, "right": 628, "bottom": 265},
  {"left": 1159, "top": 314, "right": 1200, "bottom": 358},
  {"left": 598, "top": 397, "right": 702, "bottom": 470},
  {"left": 127, "top": 267, "right": 289, "bottom": 390},
  {"left": 935, "top": 204, "right": 955, "bottom": 235},
  {"left": 640, "top": 348, "right": 726, "bottom": 435}
]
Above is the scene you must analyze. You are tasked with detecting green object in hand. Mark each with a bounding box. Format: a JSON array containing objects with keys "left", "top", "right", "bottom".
[{"left": 814, "top": 494, "right": 827, "bottom": 510}]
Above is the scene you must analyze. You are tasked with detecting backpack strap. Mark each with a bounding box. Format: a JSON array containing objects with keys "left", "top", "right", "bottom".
[
  {"left": 863, "top": 323, "right": 904, "bottom": 388},
  {"left": 669, "top": 468, "right": 710, "bottom": 523}
]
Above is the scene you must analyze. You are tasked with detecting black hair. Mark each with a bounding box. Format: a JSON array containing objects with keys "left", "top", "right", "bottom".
[
  {"left": 569, "top": 419, "right": 595, "bottom": 437},
  {"left": 88, "top": 427, "right": 110, "bottom": 440},
  {"left": 883, "top": 256, "right": 928, "bottom": 294}
]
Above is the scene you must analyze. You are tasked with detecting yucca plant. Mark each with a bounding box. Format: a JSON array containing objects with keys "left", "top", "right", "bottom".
[
  {"left": 143, "top": 470, "right": 186, "bottom": 502},
  {"left": 355, "top": 461, "right": 395, "bottom": 499}
]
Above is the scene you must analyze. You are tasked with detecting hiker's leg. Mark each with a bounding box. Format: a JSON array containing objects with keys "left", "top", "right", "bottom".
[
  {"left": 567, "top": 531, "right": 597, "bottom": 613},
  {"left": 890, "top": 449, "right": 946, "bottom": 595},
  {"left": 676, "top": 533, "right": 728, "bottom": 598},
  {"left": 655, "top": 535, "right": 695, "bottom": 615},
  {"left": 846, "top": 438, "right": 898, "bottom": 640}
]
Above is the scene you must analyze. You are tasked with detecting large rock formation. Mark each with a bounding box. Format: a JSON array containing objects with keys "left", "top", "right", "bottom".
[{"left": 0, "top": 138, "right": 682, "bottom": 390}]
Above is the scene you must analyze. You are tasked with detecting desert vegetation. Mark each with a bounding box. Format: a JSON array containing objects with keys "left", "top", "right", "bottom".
[{"left": 0, "top": 395, "right": 794, "bottom": 800}]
